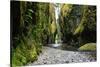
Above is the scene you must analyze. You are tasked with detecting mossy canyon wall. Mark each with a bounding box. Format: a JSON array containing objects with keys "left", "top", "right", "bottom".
[{"left": 11, "top": 1, "right": 96, "bottom": 66}]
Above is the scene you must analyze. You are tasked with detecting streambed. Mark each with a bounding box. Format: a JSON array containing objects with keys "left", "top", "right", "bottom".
[
  {"left": 27, "top": 4, "right": 96, "bottom": 66},
  {"left": 47, "top": 43, "right": 78, "bottom": 51},
  {"left": 27, "top": 46, "right": 96, "bottom": 65}
]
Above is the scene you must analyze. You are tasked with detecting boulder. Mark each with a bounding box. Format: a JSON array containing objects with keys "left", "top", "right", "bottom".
[{"left": 78, "top": 43, "right": 96, "bottom": 51}]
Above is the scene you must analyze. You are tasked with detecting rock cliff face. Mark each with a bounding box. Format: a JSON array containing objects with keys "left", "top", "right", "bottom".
[{"left": 59, "top": 4, "right": 96, "bottom": 47}]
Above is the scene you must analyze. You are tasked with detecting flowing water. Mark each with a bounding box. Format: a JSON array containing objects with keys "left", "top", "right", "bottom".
[
  {"left": 47, "top": 3, "right": 62, "bottom": 48},
  {"left": 47, "top": 4, "right": 78, "bottom": 50},
  {"left": 53, "top": 3, "right": 62, "bottom": 47},
  {"left": 47, "top": 3, "right": 77, "bottom": 50}
]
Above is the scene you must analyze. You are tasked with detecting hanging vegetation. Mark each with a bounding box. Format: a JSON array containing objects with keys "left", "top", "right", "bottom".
[{"left": 11, "top": 1, "right": 50, "bottom": 66}]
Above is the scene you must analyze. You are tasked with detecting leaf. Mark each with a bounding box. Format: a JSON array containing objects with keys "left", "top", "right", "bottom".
[
  {"left": 26, "top": 15, "right": 32, "bottom": 19},
  {"left": 28, "top": 9, "right": 34, "bottom": 13}
]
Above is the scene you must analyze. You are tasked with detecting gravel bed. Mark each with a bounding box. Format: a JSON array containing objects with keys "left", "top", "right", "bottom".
[{"left": 27, "top": 46, "right": 96, "bottom": 66}]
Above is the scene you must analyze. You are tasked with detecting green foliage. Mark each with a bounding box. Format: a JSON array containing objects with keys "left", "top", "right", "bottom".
[
  {"left": 73, "top": 24, "right": 84, "bottom": 35},
  {"left": 60, "top": 4, "right": 96, "bottom": 47},
  {"left": 11, "top": 2, "right": 96, "bottom": 66},
  {"left": 49, "top": 4, "right": 55, "bottom": 22},
  {"left": 12, "top": 36, "right": 39, "bottom": 67},
  {"left": 50, "top": 21, "right": 57, "bottom": 34},
  {"left": 12, "top": 2, "right": 49, "bottom": 67},
  {"left": 78, "top": 43, "right": 96, "bottom": 51},
  {"left": 73, "top": 6, "right": 96, "bottom": 35},
  {"left": 85, "top": 6, "right": 96, "bottom": 31},
  {"left": 73, "top": 6, "right": 88, "bottom": 35},
  {"left": 61, "top": 4, "right": 73, "bottom": 17}
]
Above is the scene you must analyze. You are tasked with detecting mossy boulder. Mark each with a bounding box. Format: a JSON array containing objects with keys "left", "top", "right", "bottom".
[
  {"left": 78, "top": 43, "right": 96, "bottom": 51},
  {"left": 50, "top": 21, "right": 57, "bottom": 34}
]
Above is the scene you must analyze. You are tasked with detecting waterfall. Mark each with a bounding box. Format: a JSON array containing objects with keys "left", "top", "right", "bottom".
[
  {"left": 48, "top": 3, "right": 62, "bottom": 48},
  {"left": 54, "top": 3, "right": 62, "bottom": 46}
]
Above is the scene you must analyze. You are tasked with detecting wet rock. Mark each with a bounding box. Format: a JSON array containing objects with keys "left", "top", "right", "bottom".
[{"left": 65, "top": 61, "right": 69, "bottom": 63}]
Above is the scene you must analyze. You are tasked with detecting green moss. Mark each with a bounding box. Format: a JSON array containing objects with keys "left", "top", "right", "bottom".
[
  {"left": 12, "top": 51, "right": 24, "bottom": 67},
  {"left": 50, "top": 21, "right": 57, "bottom": 34},
  {"left": 12, "top": 2, "right": 49, "bottom": 67},
  {"left": 78, "top": 43, "right": 96, "bottom": 51},
  {"left": 73, "top": 23, "right": 84, "bottom": 35},
  {"left": 61, "top": 4, "right": 73, "bottom": 17},
  {"left": 12, "top": 38, "right": 41, "bottom": 67},
  {"left": 73, "top": 6, "right": 88, "bottom": 35},
  {"left": 27, "top": 45, "right": 38, "bottom": 61}
]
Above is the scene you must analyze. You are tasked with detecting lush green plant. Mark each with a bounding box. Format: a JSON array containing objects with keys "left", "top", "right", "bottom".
[
  {"left": 11, "top": 1, "right": 50, "bottom": 67},
  {"left": 11, "top": 2, "right": 96, "bottom": 66}
]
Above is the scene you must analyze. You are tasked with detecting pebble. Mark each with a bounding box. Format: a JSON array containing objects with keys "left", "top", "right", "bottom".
[{"left": 27, "top": 46, "right": 96, "bottom": 66}]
